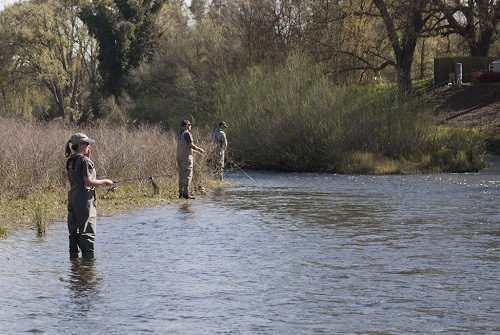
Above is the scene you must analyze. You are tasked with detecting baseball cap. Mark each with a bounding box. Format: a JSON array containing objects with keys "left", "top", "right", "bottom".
[
  {"left": 70, "top": 133, "right": 95, "bottom": 145},
  {"left": 219, "top": 121, "right": 228, "bottom": 128},
  {"left": 181, "top": 120, "right": 191, "bottom": 127}
]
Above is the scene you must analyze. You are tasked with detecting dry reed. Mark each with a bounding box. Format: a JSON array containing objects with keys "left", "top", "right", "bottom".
[{"left": 0, "top": 118, "right": 216, "bottom": 235}]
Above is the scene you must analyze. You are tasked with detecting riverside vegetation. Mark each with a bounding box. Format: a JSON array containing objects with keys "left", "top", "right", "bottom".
[
  {"left": 0, "top": 86, "right": 489, "bottom": 237},
  {"left": 216, "top": 55, "right": 488, "bottom": 174},
  {"left": 0, "top": 57, "right": 491, "bottom": 237},
  {"left": 0, "top": 119, "right": 223, "bottom": 237},
  {"left": 0, "top": 1, "right": 497, "bottom": 237}
]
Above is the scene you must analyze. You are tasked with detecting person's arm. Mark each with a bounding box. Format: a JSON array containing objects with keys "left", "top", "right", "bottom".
[
  {"left": 185, "top": 131, "right": 204, "bottom": 154},
  {"left": 222, "top": 133, "right": 228, "bottom": 151},
  {"left": 80, "top": 157, "right": 114, "bottom": 187},
  {"left": 84, "top": 176, "right": 113, "bottom": 187},
  {"left": 189, "top": 142, "right": 205, "bottom": 154}
]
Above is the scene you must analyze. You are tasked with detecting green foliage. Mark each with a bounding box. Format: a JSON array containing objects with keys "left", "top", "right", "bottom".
[
  {"left": 0, "top": 1, "right": 490, "bottom": 176},
  {"left": 424, "top": 127, "right": 487, "bottom": 172},
  {"left": 216, "top": 53, "right": 416, "bottom": 172},
  {"left": 79, "top": 0, "right": 167, "bottom": 98},
  {"left": 125, "top": 3, "right": 236, "bottom": 130},
  {"left": 216, "top": 52, "right": 485, "bottom": 174},
  {"left": 0, "top": 0, "right": 97, "bottom": 122}
]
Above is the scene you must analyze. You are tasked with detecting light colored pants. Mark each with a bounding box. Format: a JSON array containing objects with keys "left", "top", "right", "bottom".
[{"left": 177, "top": 155, "right": 193, "bottom": 196}]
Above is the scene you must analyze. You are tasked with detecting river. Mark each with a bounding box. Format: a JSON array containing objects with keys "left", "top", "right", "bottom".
[{"left": 0, "top": 159, "right": 499, "bottom": 334}]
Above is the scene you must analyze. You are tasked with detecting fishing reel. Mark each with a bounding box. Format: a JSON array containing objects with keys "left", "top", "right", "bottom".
[{"left": 107, "top": 185, "right": 118, "bottom": 193}]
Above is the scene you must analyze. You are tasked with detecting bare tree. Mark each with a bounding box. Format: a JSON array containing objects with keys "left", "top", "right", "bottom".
[
  {"left": 370, "top": 0, "right": 438, "bottom": 95},
  {"left": 0, "top": 0, "right": 97, "bottom": 121},
  {"left": 437, "top": 0, "right": 500, "bottom": 56}
]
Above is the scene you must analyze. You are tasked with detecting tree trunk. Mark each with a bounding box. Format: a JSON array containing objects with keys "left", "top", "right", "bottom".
[
  {"left": 470, "top": 28, "right": 495, "bottom": 57},
  {"left": 43, "top": 79, "right": 66, "bottom": 118}
]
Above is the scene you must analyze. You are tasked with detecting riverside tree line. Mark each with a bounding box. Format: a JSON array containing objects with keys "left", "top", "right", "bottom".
[{"left": 0, "top": 0, "right": 498, "bottom": 173}]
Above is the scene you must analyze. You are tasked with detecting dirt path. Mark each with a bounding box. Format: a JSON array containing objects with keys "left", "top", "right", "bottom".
[{"left": 433, "top": 84, "right": 500, "bottom": 133}]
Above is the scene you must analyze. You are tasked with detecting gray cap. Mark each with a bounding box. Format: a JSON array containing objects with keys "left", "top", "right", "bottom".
[
  {"left": 70, "top": 133, "right": 95, "bottom": 145},
  {"left": 181, "top": 120, "right": 191, "bottom": 127},
  {"left": 218, "top": 121, "right": 227, "bottom": 128}
]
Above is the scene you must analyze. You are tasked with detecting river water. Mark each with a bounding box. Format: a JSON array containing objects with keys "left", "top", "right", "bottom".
[{"left": 1, "top": 159, "right": 499, "bottom": 334}]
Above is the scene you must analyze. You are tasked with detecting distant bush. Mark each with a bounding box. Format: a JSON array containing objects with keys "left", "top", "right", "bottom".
[
  {"left": 472, "top": 71, "right": 500, "bottom": 83},
  {"left": 424, "top": 127, "right": 487, "bottom": 172},
  {"left": 215, "top": 52, "right": 486, "bottom": 174},
  {"left": 217, "top": 53, "right": 450, "bottom": 173}
]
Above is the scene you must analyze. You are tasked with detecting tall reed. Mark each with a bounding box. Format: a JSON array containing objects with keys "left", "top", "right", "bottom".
[{"left": 0, "top": 118, "right": 214, "bottom": 233}]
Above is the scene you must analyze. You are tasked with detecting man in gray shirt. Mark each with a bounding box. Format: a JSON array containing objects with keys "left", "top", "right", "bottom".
[{"left": 211, "top": 121, "right": 228, "bottom": 180}]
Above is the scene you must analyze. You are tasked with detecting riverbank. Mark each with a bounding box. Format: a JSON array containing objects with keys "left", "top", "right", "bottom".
[
  {"left": 1, "top": 82, "right": 498, "bottom": 238},
  {"left": 0, "top": 179, "right": 229, "bottom": 238},
  {"left": 434, "top": 83, "right": 500, "bottom": 133},
  {"left": 432, "top": 83, "right": 500, "bottom": 155},
  {"left": 0, "top": 120, "right": 225, "bottom": 237}
]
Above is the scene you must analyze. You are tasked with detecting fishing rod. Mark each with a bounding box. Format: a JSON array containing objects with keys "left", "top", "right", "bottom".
[
  {"left": 226, "top": 156, "right": 255, "bottom": 182},
  {"left": 108, "top": 175, "right": 165, "bottom": 194},
  {"left": 113, "top": 175, "right": 158, "bottom": 183}
]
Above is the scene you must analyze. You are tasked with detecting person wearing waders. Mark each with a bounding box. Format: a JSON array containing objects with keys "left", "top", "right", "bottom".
[
  {"left": 211, "top": 121, "right": 228, "bottom": 180},
  {"left": 65, "top": 133, "right": 113, "bottom": 259},
  {"left": 177, "top": 120, "right": 205, "bottom": 199}
]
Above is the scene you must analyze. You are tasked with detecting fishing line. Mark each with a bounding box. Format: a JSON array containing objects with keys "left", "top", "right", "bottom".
[{"left": 226, "top": 157, "right": 255, "bottom": 182}]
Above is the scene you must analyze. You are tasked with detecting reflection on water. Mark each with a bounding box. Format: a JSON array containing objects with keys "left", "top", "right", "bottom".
[
  {"left": 68, "top": 258, "right": 100, "bottom": 297},
  {"left": 65, "top": 258, "right": 101, "bottom": 320},
  {"left": 0, "top": 167, "right": 499, "bottom": 334}
]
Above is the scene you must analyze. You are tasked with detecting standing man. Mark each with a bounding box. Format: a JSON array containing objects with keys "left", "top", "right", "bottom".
[
  {"left": 177, "top": 120, "right": 205, "bottom": 199},
  {"left": 211, "top": 121, "right": 228, "bottom": 180}
]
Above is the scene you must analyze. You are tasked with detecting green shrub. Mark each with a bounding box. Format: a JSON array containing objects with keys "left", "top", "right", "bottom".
[
  {"left": 216, "top": 52, "right": 462, "bottom": 173},
  {"left": 425, "top": 127, "right": 487, "bottom": 172}
]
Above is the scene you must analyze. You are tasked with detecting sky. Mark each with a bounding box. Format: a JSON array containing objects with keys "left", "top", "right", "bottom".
[{"left": 0, "top": 0, "right": 19, "bottom": 10}]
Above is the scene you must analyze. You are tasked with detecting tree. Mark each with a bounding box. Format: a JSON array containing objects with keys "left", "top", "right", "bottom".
[
  {"left": 78, "top": 0, "right": 168, "bottom": 98},
  {"left": 127, "top": 1, "right": 238, "bottom": 128},
  {"left": 0, "top": 0, "right": 97, "bottom": 121},
  {"left": 437, "top": 0, "right": 500, "bottom": 56},
  {"left": 302, "top": 0, "right": 384, "bottom": 84},
  {"left": 370, "top": 0, "right": 438, "bottom": 95}
]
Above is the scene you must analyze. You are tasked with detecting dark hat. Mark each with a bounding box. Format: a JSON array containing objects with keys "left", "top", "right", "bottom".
[
  {"left": 218, "top": 121, "right": 228, "bottom": 128},
  {"left": 181, "top": 120, "right": 191, "bottom": 127}
]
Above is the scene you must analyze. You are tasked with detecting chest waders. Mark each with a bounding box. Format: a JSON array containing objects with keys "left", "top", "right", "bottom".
[
  {"left": 212, "top": 130, "right": 226, "bottom": 180},
  {"left": 176, "top": 131, "right": 194, "bottom": 197},
  {"left": 66, "top": 155, "right": 97, "bottom": 259}
]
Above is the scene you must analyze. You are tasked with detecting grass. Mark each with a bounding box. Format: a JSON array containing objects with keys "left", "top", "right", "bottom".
[{"left": 0, "top": 119, "right": 223, "bottom": 237}]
